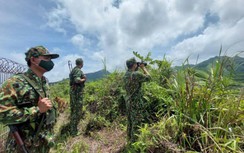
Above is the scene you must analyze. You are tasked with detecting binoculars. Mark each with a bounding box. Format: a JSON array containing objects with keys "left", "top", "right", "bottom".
[{"left": 137, "top": 62, "right": 147, "bottom": 66}]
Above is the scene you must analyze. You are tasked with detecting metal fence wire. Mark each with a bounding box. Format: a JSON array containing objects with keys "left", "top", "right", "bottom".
[{"left": 0, "top": 57, "right": 27, "bottom": 152}]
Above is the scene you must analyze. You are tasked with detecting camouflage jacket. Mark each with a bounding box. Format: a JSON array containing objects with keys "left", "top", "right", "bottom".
[
  {"left": 123, "top": 69, "right": 151, "bottom": 99},
  {"left": 69, "top": 66, "right": 85, "bottom": 92},
  {"left": 0, "top": 69, "right": 56, "bottom": 140}
]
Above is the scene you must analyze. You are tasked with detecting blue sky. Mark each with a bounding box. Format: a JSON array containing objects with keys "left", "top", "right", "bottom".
[{"left": 0, "top": 0, "right": 244, "bottom": 82}]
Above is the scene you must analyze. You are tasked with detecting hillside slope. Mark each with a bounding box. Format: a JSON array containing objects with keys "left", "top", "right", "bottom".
[
  {"left": 50, "top": 69, "right": 110, "bottom": 85},
  {"left": 174, "top": 56, "right": 244, "bottom": 83},
  {"left": 86, "top": 69, "right": 110, "bottom": 81}
]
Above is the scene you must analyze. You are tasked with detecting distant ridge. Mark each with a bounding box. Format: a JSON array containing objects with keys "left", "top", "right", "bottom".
[
  {"left": 86, "top": 69, "right": 110, "bottom": 81},
  {"left": 50, "top": 69, "right": 110, "bottom": 85},
  {"left": 195, "top": 56, "right": 243, "bottom": 69},
  {"left": 174, "top": 56, "right": 244, "bottom": 82}
]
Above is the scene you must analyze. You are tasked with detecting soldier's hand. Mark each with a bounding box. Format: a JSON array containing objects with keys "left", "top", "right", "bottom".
[
  {"left": 81, "top": 75, "right": 87, "bottom": 82},
  {"left": 140, "top": 66, "right": 150, "bottom": 75},
  {"left": 139, "top": 63, "right": 145, "bottom": 68},
  {"left": 38, "top": 97, "right": 53, "bottom": 113}
]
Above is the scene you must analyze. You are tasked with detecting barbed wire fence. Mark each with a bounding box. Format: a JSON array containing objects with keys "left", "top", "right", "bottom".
[{"left": 0, "top": 57, "right": 27, "bottom": 152}]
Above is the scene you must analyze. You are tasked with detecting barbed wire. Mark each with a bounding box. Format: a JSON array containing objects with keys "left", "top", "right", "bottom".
[
  {"left": 0, "top": 57, "right": 27, "bottom": 74},
  {"left": 0, "top": 57, "right": 28, "bottom": 150}
]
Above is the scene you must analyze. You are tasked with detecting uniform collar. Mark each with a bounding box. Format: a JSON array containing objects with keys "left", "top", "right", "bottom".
[{"left": 24, "top": 69, "right": 47, "bottom": 83}]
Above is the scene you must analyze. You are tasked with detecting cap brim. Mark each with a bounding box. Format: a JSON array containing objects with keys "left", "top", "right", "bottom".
[{"left": 43, "top": 54, "right": 59, "bottom": 59}]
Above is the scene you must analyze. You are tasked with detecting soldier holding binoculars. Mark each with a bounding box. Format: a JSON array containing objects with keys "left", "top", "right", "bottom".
[{"left": 123, "top": 57, "right": 151, "bottom": 143}]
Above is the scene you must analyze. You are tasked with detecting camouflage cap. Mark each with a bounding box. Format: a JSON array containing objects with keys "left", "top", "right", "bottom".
[
  {"left": 126, "top": 57, "right": 137, "bottom": 68},
  {"left": 25, "top": 46, "right": 59, "bottom": 61},
  {"left": 76, "top": 58, "right": 83, "bottom": 65}
]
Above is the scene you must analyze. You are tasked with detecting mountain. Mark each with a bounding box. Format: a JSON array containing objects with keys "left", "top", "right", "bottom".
[
  {"left": 49, "top": 69, "right": 110, "bottom": 85},
  {"left": 86, "top": 69, "right": 110, "bottom": 81},
  {"left": 174, "top": 56, "right": 244, "bottom": 83}
]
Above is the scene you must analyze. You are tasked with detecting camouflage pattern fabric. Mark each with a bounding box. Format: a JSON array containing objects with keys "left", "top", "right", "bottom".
[
  {"left": 0, "top": 69, "right": 57, "bottom": 153},
  {"left": 123, "top": 69, "right": 151, "bottom": 143},
  {"left": 69, "top": 66, "right": 85, "bottom": 135}
]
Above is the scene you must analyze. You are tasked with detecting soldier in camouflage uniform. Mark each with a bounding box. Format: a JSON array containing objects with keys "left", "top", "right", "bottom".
[
  {"left": 69, "top": 58, "right": 86, "bottom": 136},
  {"left": 0, "top": 46, "right": 59, "bottom": 153},
  {"left": 123, "top": 57, "right": 151, "bottom": 143}
]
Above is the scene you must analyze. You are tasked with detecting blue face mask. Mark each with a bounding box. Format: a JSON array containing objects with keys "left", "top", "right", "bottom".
[{"left": 39, "top": 60, "right": 54, "bottom": 71}]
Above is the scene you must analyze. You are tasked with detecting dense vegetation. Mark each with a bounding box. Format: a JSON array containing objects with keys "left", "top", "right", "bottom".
[{"left": 49, "top": 53, "right": 243, "bottom": 152}]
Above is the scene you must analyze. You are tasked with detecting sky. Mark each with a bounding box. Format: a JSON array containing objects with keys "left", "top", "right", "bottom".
[{"left": 0, "top": 0, "right": 244, "bottom": 82}]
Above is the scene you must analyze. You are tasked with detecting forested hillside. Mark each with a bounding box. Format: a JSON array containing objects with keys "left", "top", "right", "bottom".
[
  {"left": 85, "top": 69, "right": 110, "bottom": 81},
  {"left": 174, "top": 56, "right": 244, "bottom": 84},
  {"left": 49, "top": 53, "right": 244, "bottom": 153}
]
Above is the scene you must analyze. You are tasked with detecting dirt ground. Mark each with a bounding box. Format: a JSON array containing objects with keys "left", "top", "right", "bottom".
[{"left": 50, "top": 111, "right": 127, "bottom": 153}]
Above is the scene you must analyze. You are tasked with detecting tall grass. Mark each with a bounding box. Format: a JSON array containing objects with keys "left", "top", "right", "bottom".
[
  {"left": 48, "top": 52, "right": 243, "bottom": 152},
  {"left": 133, "top": 54, "right": 244, "bottom": 152}
]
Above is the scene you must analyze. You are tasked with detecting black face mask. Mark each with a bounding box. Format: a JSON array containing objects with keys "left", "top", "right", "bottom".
[{"left": 39, "top": 60, "right": 54, "bottom": 71}]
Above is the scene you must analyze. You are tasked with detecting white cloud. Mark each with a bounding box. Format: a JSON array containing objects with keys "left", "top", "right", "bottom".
[
  {"left": 1, "top": 0, "right": 244, "bottom": 82},
  {"left": 46, "top": 4, "right": 68, "bottom": 34},
  {"left": 45, "top": 54, "right": 84, "bottom": 82},
  {"left": 71, "top": 34, "right": 93, "bottom": 49},
  {"left": 45, "top": 0, "right": 244, "bottom": 72},
  {"left": 71, "top": 34, "right": 85, "bottom": 47},
  {"left": 211, "top": 0, "right": 244, "bottom": 25},
  {"left": 169, "top": 0, "right": 244, "bottom": 65},
  {"left": 9, "top": 53, "right": 26, "bottom": 66}
]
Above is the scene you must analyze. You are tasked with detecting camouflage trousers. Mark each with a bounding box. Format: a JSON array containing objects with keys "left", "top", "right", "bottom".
[
  {"left": 69, "top": 91, "right": 83, "bottom": 135},
  {"left": 5, "top": 133, "right": 50, "bottom": 153},
  {"left": 126, "top": 98, "right": 147, "bottom": 143},
  {"left": 126, "top": 111, "right": 144, "bottom": 143}
]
